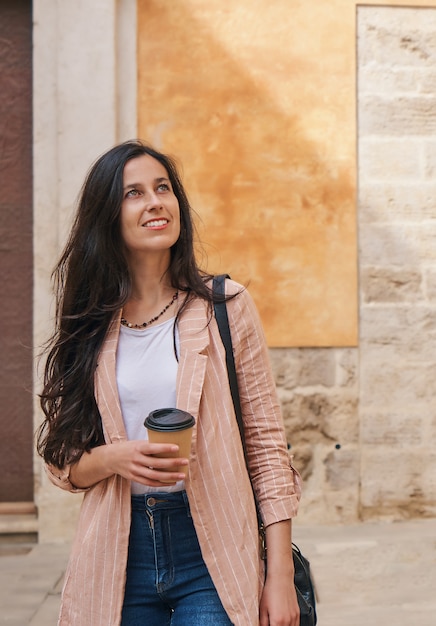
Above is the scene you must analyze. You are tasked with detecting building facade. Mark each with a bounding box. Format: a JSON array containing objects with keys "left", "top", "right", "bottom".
[{"left": 0, "top": 0, "right": 435, "bottom": 542}]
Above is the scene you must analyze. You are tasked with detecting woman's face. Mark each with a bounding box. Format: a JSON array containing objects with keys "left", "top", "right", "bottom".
[{"left": 120, "top": 154, "right": 181, "bottom": 260}]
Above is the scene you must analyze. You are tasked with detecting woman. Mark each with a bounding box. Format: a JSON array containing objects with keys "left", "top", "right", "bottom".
[{"left": 37, "top": 140, "right": 301, "bottom": 626}]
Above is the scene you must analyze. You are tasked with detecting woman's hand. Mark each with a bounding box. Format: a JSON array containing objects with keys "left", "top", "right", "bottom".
[
  {"left": 259, "top": 570, "right": 299, "bottom": 626},
  {"left": 259, "top": 519, "right": 300, "bottom": 626},
  {"left": 69, "top": 440, "right": 188, "bottom": 489},
  {"left": 106, "top": 440, "right": 188, "bottom": 486}
]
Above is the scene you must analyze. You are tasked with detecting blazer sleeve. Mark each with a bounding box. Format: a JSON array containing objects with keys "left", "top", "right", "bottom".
[
  {"left": 44, "top": 462, "right": 90, "bottom": 493},
  {"left": 225, "top": 281, "right": 301, "bottom": 527}
]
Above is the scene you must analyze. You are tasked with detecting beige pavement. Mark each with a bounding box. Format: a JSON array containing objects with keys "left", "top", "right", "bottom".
[
  {"left": 1, "top": 517, "right": 435, "bottom": 625},
  {"left": 295, "top": 517, "right": 436, "bottom": 626}
]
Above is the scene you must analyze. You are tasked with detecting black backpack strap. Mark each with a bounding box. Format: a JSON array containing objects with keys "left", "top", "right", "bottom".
[
  {"left": 212, "top": 275, "right": 245, "bottom": 451},
  {"left": 213, "top": 276, "right": 319, "bottom": 604},
  {"left": 213, "top": 274, "right": 245, "bottom": 454},
  {"left": 213, "top": 274, "right": 265, "bottom": 546}
]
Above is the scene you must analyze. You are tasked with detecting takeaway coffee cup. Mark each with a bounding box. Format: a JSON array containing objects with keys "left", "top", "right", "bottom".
[{"left": 144, "top": 408, "right": 195, "bottom": 478}]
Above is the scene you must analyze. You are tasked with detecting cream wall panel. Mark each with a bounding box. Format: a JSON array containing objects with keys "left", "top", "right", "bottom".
[{"left": 33, "top": 0, "right": 137, "bottom": 542}]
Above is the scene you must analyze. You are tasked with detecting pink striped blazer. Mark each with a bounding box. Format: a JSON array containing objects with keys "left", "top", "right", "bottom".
[{"left": 46, "top": 280, "right": 301, "bottom": 626}]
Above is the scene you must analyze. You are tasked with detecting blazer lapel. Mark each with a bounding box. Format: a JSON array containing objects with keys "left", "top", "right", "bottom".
[{"left": 176, "top": 297, "right": 210, "bottom": 425}]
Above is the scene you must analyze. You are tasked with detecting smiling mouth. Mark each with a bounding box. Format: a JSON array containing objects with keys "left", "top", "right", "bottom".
[{"left": 142, "top": 219, "right": 169, "bottom": 228}]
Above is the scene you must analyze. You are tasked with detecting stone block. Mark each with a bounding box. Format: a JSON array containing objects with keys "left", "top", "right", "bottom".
[
  {"left": 358, "top": 7, "right": 436, "bottom": 68},
  {"left": 359, "top": 138, "right": 423, "bottom": 182},
  {"left": 358, "top": 66, "right": 424, "bottom": 95},
  {"left": 429, "top": 413, "right": 436, "bottom": 445},
  {"left": 359, "top": 182, "right": 436, "bottom": 222},
  {"left": 360, "top": 304, "right": 436, "bottom": 356},
  {"left": 336, "top": 348, "right": 358, "bottom": 388},
  {"left": 269, "top": 348, "right": 302, "bottom": 390},
  {"left": 281, "top": 392, "right": 324, "bottom": 440},
  {"left": 322, "top": 396, "right": 359, "bottom": 445},
  {"left": 270, "top": 347, "right": 337, "bottom": 389},
  {"left": 424, "top": 268, "right": 436, "bottom": 301},
  {"left": 360, "top": 357, "right": 436, "bottom": 411},
  {"left": 360, "top": 446, "right": 436, "bottom": 518},
  {"left": 420, "top": 69, "right": 436, "bottom": 94},
  {"left": 359, "top": 223, "right": 436, "bottom": 265},
  {"left": 424, "top": 140, "right": 436, "bottom": 178},
  {"left": 360, "top": 410, "right": 424, "bottom": 446},
  {"left": 324, "top": 446, "right": 360, "bottom": 490},
  {"left": 360, "top": 266, "right": 423, "bottom": 303},
  {"left": 359, "top": 95, "right": 436, "bottom": 136},
  {"left": 297, "top": 349, "right": 337, "bottom": 388},
  {"left": 281, "top": 391, "right": 358, "bottom": 445},
  {"left": 361, "top": 344, "right": 436, "bottom": 383}
]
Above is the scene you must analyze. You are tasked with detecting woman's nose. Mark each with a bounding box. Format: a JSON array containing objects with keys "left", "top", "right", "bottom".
[{"left": 144, "top": 191, "right": 162, "bottom": 210}]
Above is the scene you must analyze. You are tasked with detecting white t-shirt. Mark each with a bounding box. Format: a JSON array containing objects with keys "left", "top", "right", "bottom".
[{"left": 116, "top": 317, "right": 183, "bottom": 494}]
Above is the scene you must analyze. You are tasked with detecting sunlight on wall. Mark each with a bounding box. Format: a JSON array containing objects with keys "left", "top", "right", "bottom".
[{"left": 137, "top": 0, "right": 358, "bottom": 346}]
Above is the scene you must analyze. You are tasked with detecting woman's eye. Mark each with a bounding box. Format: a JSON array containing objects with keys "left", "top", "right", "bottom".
[
  {"left": 157, "top": 183, "right": 170, "bottom": 192},
  {"left": 126, "top": 188, "right": 140, "bottom": 198}
]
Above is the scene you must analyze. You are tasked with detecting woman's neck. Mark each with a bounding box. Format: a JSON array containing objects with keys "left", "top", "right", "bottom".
[
  {"left": 122, "top": 255, "right": 178, "bottom": 328},
  {"left": 127, "top": 251, "right": 172, "bottom": 299}
]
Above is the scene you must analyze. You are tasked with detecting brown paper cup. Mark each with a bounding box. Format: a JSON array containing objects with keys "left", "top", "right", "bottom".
[{"left": 144, "top": 408, "right": 195, "bottom": 479}]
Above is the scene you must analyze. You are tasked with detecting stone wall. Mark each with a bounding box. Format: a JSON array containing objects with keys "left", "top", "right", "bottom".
[
  {"left": 271, "top": 348, "right": 360, "bottom": 523},
  {"left": 358, "top": 6, "right": 436, "bottom": 520}
]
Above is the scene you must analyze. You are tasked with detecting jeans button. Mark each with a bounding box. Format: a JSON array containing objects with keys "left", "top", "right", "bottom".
[{"left": 147, "top": 497, "right": 156, "bottom": 507}]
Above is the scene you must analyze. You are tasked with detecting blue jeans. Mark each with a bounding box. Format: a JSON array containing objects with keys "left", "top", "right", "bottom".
[{"left": 121, "top": 492, "right": 233, "bottom": 626}]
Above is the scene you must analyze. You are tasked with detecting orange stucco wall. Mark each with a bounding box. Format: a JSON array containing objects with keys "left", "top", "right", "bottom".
[{"left": 136, "top": 0, "right": 435, "bottom": 347}]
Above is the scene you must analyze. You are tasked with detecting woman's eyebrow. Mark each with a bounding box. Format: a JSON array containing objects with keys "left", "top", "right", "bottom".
[{"left": 123, "top": 177, "right": 170, "bottom": 190}]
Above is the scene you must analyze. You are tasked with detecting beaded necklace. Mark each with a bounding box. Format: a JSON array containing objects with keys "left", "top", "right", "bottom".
[{"left": 120, "top": 291, "right": 178, "bottom": 329}]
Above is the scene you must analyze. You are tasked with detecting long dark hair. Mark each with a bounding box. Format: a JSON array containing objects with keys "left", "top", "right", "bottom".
[{"left": 37, "top": 140, "right": 221, "bottom": 468}]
